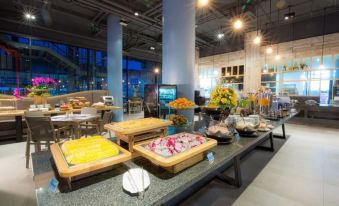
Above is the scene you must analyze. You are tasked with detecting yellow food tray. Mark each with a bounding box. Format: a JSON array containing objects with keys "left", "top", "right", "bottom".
[{"left": 51, "top": 136, "right": 131, "bottom": 178}]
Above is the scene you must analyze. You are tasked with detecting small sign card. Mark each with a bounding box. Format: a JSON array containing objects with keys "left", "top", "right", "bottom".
[
  {"left": 235, "top": 133, "right": 240, "bottom": 142},
  {"left": 48, "top": 177, "right": 59, "bottom": 193},
  {"left": 207, "top": 152, "right": 214, "bottom": 163}
]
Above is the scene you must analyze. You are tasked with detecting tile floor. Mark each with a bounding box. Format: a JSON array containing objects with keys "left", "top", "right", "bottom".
[
  {"left": 0, "top": 120, "right": 338, "bottom": 206},
  {"left": 233, "top": 123, "right": 339, "bottom": 206}
]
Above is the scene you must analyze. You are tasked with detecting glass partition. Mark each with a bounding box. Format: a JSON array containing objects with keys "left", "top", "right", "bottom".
[
  {"left": 261, "top": 53, "right": 339, "bottom": 101},
  {"left": 0, "top": 33, "right": 160, "bottom": 100}
]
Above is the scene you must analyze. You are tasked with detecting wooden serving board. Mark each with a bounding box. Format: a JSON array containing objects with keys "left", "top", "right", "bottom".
[
  {"left": 51, "top": 141, "right": 131, "bottom": 178},
  {"left": 104, "top": 118, "right": 172, "bottom": 135},
  {"left": 133, "top": 134, "right": 217, "bottom": 173}
]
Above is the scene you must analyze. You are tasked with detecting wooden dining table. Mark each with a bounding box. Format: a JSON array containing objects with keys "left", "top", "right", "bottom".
[
  {"left": 51, "top": 114, "right": 99, "bottom": 139},
  {"left": 0, "top": 106, "right": 122, "bottom": 141}
]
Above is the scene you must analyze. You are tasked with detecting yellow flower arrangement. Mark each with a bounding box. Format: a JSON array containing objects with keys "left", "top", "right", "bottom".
[{"left": 209, "top": 86, "right": 238, "bottom": 109}]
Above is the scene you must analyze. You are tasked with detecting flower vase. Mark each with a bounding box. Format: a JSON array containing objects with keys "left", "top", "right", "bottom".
[
  {"left": 220, "top": 108, "right": 230, "bottom": 122},
  {"left": 30, "top": 89, "right": 50, "bottom": 105},
  {"left": 33, "top": 95, "right": 48, "bottom": 105}
]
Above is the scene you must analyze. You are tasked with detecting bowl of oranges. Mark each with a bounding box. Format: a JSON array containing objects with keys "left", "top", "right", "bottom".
[{"left": 168, "top": 98, "right": 197, "bottom": 110}]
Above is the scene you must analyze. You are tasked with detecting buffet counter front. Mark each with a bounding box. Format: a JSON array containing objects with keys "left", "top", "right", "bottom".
[{"left": 32, "top": 113, "right": 296, "bottom": 206}]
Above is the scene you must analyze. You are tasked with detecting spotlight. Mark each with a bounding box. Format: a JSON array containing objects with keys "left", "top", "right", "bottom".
[
  {"left": 284, "top": 12, "right": 295, "bottom": 20},
  {"left": 233, "top": 19, "right": 243, "bottom": 30},
  {"left": 134, "top": 12, "right": 139, "bottom": 16},
  {"left": 253, "top": 35, "right": 261, "bottom": 45},
  {"left": 150, "top": 46, "right": 155, "bottom": 51},
  {"left": 198, "top": 0, "right": 209, "bottom": 7},
  {"left": 24, "top": 12, "right": 36, "bottom": 20},
  {"left": 275, "top": 55, "right": 281, "bottom": 60},
  {"left": 25, "top": 13, "right": 31, "bottom": 19},
  {"left": 120, "top": 20, "right": 128, "bottom": 27},
  {"left": 266, "top": 47, "right": 273, "bottom": 54},
  {"left": 154, "top": 68, "right": 160, "bottom": 73},
  {"left": 217, "top": 33, "right": 224, "bottom": 39}
]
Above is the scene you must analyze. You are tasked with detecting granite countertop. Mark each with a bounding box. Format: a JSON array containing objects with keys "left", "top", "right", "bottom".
[{"left": 33, "top": 114, "right": 295, "bottom": 206}]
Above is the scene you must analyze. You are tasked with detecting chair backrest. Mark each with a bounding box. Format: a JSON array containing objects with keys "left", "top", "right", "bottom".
[
  {"left": 25, "top": 116, "right": 55, "bottom": 142},
  {"left": 102, "top": 111, "right": 114, "bottom": 124},
  {"left": 81, "top": 107, "right": 97, "bottom": 116},
  {"left": 24, "top": 110, "right": 44, "bottom": 117}
]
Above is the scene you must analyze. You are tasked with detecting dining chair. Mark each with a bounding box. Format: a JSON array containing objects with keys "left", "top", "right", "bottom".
[
  {"left": 79, "top": 110, "right": 113, "bottom": 137},
  {"left": 81, "top": 107, "right": 97, "bottom": 116},
  {"left": 79, "top": 107, "right": 100, "bottom": 136},
  {"left": 24, "top": 114, "right": 70, "bottom": 168},
  {"left": 100, "top": 111, "right": 114, "bottom": 137}
]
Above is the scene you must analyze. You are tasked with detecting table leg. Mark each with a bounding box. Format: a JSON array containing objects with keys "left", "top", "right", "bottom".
[
  {"left": 256, "top": 132, "right": 275, "bottom": 152},
  {"left": 75, "top": 124, "right": 80, "bottom": 139},
  {"left": 217, "top": 155, "right": 242, "bottom": 187},
  {"left": 15, "top": 115, "right": 23, "bottom": 142},
  {"left": 273, "top": 123, "right": 290, "bottom": 139},
  {"left": 128, "top": 138, "right": 134, "bottom": 153}
]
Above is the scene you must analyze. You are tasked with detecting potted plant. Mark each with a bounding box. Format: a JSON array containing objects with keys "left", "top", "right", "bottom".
[
  {"left": 27, "top": 77, "right": 57, "bottom": 104},
  {"left": 205, "top": 86, "right": 238, "bottom": 121}
]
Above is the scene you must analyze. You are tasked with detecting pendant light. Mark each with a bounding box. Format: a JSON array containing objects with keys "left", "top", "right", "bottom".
[
  {"left": 320, "top": 8, "right": 326, "bottom": 69},
  {"left": 275, "top": 9, "right": 281, "bottom": 60},
  {"left": 266, "top": 0, "right": 273, "bottom": 54},
  {"left": 233, "top": 0, "right": 243, "bottom": 31},
  {"left": 253, "top": 4, "right": 261, "bottom": 45}
]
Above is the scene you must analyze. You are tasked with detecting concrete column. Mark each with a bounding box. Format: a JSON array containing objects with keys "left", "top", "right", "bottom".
[
  {"left": 244, "top": 31, "right": 262, "bottom": 91},
  {"left": 107, "top": 15, "right": 123, "bottom": 121},
  {"left": 163, "top": 0, "right": 195, "bottom": 120}
]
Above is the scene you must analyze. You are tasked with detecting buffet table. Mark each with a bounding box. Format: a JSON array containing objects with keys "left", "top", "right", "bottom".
[
  {"left": 32, "top": 113, "right": 296, "bottom": 206},
  {"left": 0, "top": 106, "right": 121, "bottom": 141}
]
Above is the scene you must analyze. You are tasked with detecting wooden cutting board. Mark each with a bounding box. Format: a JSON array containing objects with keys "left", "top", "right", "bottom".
[{"left": 104, "top": 118, "right": 172, "bottom": 135}]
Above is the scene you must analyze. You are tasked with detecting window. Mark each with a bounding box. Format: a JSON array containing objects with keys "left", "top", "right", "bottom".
[{"left": 0, "top": 32, "right": 160, "bottom": 96}]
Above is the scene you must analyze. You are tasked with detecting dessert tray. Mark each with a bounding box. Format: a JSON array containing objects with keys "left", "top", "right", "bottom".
[
  {"left": 51, "top": 136, "right": 131, "bottom": 178},
  {"left": 133, "top": 133, "right": 217, "bottom": 173},
  {"left": 104, "top": 118, "right": 172, "bottom": 135}
]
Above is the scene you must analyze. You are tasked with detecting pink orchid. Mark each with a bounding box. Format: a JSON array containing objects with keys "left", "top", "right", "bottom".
[
  {"left": 31, "top": 77, "right": 57, "bottom": 87},
  {"left": 13, "top": 88, "right": 22, "bottom": 100}
]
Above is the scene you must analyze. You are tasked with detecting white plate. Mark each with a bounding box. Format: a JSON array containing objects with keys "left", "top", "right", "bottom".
[{"left": 122, "top": 168, "right": 150, "bottom": 194}]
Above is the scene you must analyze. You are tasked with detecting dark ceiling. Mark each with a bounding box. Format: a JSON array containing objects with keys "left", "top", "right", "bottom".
[{"left": 0, "top": 0, "right": 338, "bottom": 62}]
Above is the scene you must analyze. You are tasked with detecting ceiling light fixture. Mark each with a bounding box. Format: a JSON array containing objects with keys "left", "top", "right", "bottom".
[
  {"left": 253, "top": 4, "right": 261, "bottom": 45},
  {"left": 198, "top": 0, "right": 209, "bottom": 7},
  {"left": 320, "top": 8, "right": 327, "bottom": 69},
  {"left": 154, "top": 68, "right": 160, "bottom": 74},
  {"left": 253, "top": 35, "right": 261, "bottom": 45},
  {"left": 266, "top": 46, "right": 273, "bottom": 54},
  {"left": 217, "top": 33, "right": 225, "bottom": 39},
  {"left": 233, "top": 19, "right": 243, "bottom": 30},
  {"left": 150, "top": 46, "right": 155, "bottom": 50},
  {"left": 134, "top": 12, "right": 139, "bottom": 16},
  {"left": 284, "top": 6, "right": 295, "bottom": 21},
  {"left": 233, "top": 0, "right": 243, "bottom": 31},
  {"left": 120, "top": 20, "right": 128, "bottom": 26},
  {"left": 24, "top": 12, "right": 36, "bottom": 20},
  {"left": 275, "top": 54, "right": 281, "bottom": 60},
  {"left": 275, "top": 8, "right": 281, "bottom": 61}
]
